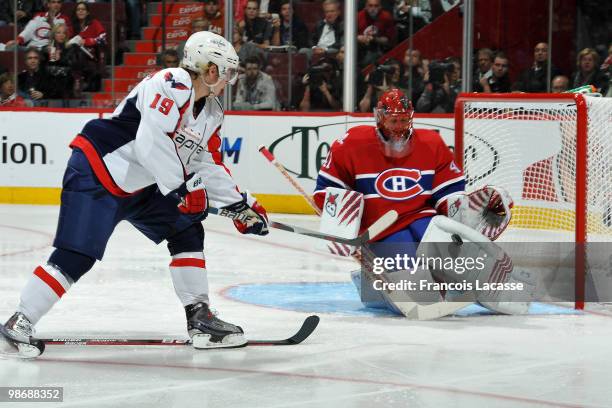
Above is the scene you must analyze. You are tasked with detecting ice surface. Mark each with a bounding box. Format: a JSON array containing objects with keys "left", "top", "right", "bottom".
[{"left": 1, "top": 204, "right": 611, "bottom": 408}]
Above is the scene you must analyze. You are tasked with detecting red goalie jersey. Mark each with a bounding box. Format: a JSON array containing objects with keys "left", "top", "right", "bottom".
[{"left": 314, "top": 126, "right": 465, "bottom": 240}]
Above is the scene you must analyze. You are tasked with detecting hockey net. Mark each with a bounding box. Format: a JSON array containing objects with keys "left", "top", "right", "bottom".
[{"left": 455, "top": 93, "right": 612, "bottom": 309}]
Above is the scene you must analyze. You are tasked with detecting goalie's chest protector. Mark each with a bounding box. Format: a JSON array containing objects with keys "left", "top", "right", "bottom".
[{"left": 329, "top": 127, "right": 463, "bottom": 239}]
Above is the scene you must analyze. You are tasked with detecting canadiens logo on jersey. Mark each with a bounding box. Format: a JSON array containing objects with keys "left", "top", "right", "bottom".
[
  {"left": 164, "top": 72, "right": 189, "bottom": 90},
  {"left": 374, "top": 168, "right": 424, "bottom": 201}
]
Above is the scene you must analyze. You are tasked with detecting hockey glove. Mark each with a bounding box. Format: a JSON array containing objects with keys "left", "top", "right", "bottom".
[
  {"left": 443, "top": 185, "right": 513, "bottom": 241},
  {"left": 175, "top": 174, "right": 209, "bottom": 220},
  {"left": 224, "top": 192, "right": 269, "bottom": 236}
]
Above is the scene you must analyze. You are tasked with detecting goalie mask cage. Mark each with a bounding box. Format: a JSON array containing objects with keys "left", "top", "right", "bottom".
[{"left": 454, "top": 93, "right": 612, "bottom": 310}]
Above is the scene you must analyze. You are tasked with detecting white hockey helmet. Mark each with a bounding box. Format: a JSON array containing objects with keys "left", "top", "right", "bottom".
[{"left": 182, "top": 31, "right": 240, "bottom": 85}]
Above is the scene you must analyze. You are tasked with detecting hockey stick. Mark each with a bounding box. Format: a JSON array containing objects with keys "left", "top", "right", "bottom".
[
  {"left": 40, "top": 315, "right": 320, "bottom": 347},
  {"left": 258, "top": 145, "right": 322, "bottom": 215},
  {"left": 208, "top": 207, "right": 397, "bottom": 246},
  {"left": 268, "top": 210, "right": 397, "bottom": 246}
]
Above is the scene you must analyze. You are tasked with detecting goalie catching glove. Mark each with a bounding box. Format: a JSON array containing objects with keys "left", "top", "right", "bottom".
[
  {"left": 174, "top": 174, "right": 209, "bottom": 220},
  {"left": 223, "top": 191, "right": 269, "bottom": 236},
  {"left": 441, "top": 185, "right": 513, "bottom": 241}
]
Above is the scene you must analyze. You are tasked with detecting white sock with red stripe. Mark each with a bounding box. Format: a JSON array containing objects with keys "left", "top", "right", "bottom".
[
  {"left": 17, "top": 264, "right": 72, "bottom": 325},
  {"left": 169, "top": 252, "right": 209, "bottom": 306}
]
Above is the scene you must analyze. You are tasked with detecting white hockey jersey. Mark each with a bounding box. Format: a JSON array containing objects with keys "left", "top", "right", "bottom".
[
  {"left": 72, "top": 68, "right": 243, "bottom": 208},
  {"left": 17, "top": 12, "right": 72, "bottom": 49}
]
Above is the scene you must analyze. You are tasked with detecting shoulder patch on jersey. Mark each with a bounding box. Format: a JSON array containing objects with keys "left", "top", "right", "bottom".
[
  {"left": 374, "top": 168, "right": 424, "bottom": 201},
  {"left": 164, "top": 72, "right": 189, "bottom": 90}
]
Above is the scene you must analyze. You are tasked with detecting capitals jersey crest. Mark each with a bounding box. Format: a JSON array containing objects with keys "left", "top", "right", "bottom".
[{"left": 314, "top": 126, "right": 465, "bottom": 240}]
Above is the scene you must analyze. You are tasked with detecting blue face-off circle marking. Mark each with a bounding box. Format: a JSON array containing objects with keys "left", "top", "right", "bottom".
[{"left": 224, "top": 282, "right": 579, "bottom": 317}]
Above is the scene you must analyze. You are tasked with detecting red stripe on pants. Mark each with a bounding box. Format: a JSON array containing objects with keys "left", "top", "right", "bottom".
[
  {"left": 33, "top": 266, "right": 66, "bottom": 298},
  {"left": 169, "top": 258, "right": 206, "bottom": 268}
]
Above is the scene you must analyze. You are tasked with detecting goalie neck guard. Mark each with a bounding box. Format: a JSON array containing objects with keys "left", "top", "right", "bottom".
[{"left": 374, "top": 88, "right": 414, "bottom": 158}]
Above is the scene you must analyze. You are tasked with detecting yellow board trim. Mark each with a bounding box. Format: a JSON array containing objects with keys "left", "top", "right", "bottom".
[
  {"left": 0, "top": 189, "right": 608, "bottom": 233},
  {"left": 253, "top": 194, "right": 317, "bottom": 215},
  {"left": 0, "top": 187, "right": 61, "bottom": 205},
  {"left": 0, "top": 187, "right": 318, "bottom": 214}
]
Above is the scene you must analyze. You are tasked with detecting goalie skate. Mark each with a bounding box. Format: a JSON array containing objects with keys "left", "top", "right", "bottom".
[
  {"left": 0, "top": 312, "right": 45, "bottom": 359},
  {"left": 185, "top": 303, "right": 247, "bottom": 349}
]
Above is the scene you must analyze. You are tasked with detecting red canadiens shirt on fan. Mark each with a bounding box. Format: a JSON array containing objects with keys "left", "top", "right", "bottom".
[{"left": 314, "top": 126, "right": 465, "bottom": 241}]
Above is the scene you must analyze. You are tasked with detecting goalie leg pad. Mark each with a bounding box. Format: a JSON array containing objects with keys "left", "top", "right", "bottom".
[{"left": 418, "top": 216, "right": 537, "bottom": 314}]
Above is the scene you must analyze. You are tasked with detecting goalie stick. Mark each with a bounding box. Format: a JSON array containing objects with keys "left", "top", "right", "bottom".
[{"left": 33, "top": 316, "right": 320, "bottom": 349}]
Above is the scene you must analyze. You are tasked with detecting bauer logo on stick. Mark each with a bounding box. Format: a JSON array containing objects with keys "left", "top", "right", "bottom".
[{"left": 375, "top": 168, "right": 423, "bottom": 200}]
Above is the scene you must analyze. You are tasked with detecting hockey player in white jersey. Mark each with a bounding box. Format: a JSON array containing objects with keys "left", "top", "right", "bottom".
[{"left": 0, "top": 31, "right": 269, "bottom": 358}]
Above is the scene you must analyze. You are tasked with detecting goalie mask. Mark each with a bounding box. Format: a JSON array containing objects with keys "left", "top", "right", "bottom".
[{"left": 374, "top": 89, "right": 414, "bottom": 158}]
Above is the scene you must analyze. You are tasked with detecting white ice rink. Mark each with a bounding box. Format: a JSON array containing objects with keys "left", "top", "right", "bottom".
[{"left": 1, "top": 204, "right": 612, "bottom": 408}]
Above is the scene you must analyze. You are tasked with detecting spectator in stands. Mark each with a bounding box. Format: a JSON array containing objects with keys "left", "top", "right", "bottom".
[
  {"left": 513, "top": 42, "right": 561, "bottom": 93},
  {"left": 0, "top": 73, "right": 29, "bottom": 107},
  {"left": 571, "top": 48, "right": 608, "bottom": 95},
  {"left": 400, "top": 48, "right": 425, "bottom": 105},
  {"left": 446, "top": 56, "right": 462, "bottom": 93},
  {"left": 416, "top": 58, "right": 458, "bottom": 113},
  {"left": 234, "top": 0, "right": 249, "bottom": 24},
  {"left": 311, "top": 0, "right": 344, "bottom": 56},
  {"left": 18, "top": 48, "right": 51, "bottom": 103},
  {"left": 394, "top": 0, "right": 431, "bottom": 42},
  {"left": 5, "top": 0, "right": 72, "bottom": 51},
  {"left": 204, "top": 0, "right": 224, "bottom": 36},
  {"left": 359, "top": 58, "right": 404, "bottom": 112},
  {"left": 177, "top": 18, "right": 209, "bottom": 60},
  {"left": 159, "top": 49, "right": 180, "bottom": 69},
  {"left": 232, "top": 25, "right": 265, "bottom": 70},
  {"left": 239, "top": 0, "right": 273, "bottom": 49},
  {"left": 0, "top": 1, "right": 39, "bottom": 29},
  {"left": 480, "top": 52, "right": 511, "bottom": 93},
  {"left": 299, "top": 56, "right": 341, "bottom": 111},
  {"left": 233, "top": 56, "right": 278, "bottom": 110},
  {"left": 0, "top": 65, "right": 7, "bottom": 76},
  {"left": 271, "top": 0, "right": 309, "bottom": 50},
  {"left": 551, "top": 75, "right": 569, "bottom": 93},
  {"left": 357, "top": 0, "right": 397, "bottom": 68},
  {"left": 45, "top": 23, "right": 74, "bottom": 99},
  {"left": 472, "top": 48, "right": 493, "bottom": 92},
  {"left": 603, "top": 43, "right": 612, "bottom": 97},
  {"left": 125, "top": 0, "right": 142, "bottom": 40},
  {"left": 69, "top": 1, "right": 106, "bottom": 93}
]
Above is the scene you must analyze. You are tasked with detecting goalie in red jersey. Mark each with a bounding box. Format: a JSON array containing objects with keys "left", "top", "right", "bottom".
[{"left": 314, "top": 89, "right": 528, "bottom": 318}]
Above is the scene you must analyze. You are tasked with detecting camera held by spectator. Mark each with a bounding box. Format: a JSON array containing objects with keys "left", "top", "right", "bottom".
[
  {"left": 427, "top": 60, "right": 454, "bottom": 87},
  {"left": 304, "top": 60, "right": 339, "bottom": 91},
  {"left": 368, "top": 62, "right": 398, "bottom": 87}
]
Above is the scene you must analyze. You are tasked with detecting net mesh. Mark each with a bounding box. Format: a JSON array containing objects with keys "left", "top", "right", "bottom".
[{"left": 460, "top": 96, "right": 612, "bottom": 243}]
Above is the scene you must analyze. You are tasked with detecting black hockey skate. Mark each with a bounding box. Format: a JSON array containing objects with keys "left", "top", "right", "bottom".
[
  {"left": 185, "top": 303, "right": 247, "bottom": 349},
  {"left": 0, "top": 312, "right": 45, "bottom": 359}
]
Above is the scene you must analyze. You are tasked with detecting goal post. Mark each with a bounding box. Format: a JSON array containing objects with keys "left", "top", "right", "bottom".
[{"left": 454, "top": 93, "right": 612, "bottom": 310}]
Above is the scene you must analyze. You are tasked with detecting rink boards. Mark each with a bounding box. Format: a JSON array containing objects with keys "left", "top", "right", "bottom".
[{"left": 0, "top": 108, "right": 454, "bottom": 213}]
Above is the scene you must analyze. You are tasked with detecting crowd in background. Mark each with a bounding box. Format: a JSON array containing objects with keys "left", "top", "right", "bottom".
[
  {"left": 0, "top": 0, "right": 106, "bottom": 105},
  {"left": 0, "top": 0, "right": 611, "bottom": 111}
]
